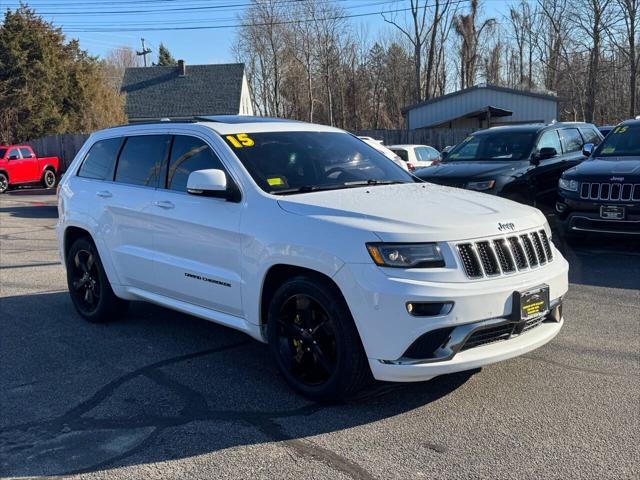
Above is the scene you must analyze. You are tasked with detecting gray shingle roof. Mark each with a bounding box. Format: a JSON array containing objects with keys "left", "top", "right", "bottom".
[{"left": 121, "top": 63, "right": 245, "bottom": 120}]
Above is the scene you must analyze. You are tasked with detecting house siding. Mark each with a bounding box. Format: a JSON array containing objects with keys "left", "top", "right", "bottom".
[{"left": 406, "top": 86, "right": 559, "bottom": 129}]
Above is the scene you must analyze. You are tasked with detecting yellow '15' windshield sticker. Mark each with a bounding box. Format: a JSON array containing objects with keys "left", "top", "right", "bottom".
[
  {"left": 613, "top": 126, "right": 629, "bottom": 134},
  {"left": 226, "top": 133, "right": 254, "bottom": 148}
]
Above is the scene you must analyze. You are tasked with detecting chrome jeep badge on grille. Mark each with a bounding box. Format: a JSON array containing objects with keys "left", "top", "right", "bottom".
[
  {"left": 498, "top": 222, "right": 516, "bottom": 232},
  {"left": 611, "top": 176, "right": 625, "bottom": 182}
]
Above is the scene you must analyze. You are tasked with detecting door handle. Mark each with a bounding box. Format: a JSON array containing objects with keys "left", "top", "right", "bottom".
[
  {"left": 153, "top": 200, "right": 175, "bottom": 210},
  {"left": 96, "top": 190, "right": 112, "bottom": 198}
]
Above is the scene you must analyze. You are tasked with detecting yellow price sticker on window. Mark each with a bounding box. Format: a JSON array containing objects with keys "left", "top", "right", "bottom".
[
  {"left": 226, "top": 133, "right": 255, "bottom": 148},
  {"left": 602, "top": 147, "right": 616, "bottom": 154},
  {"left": 614, "top": 126, "right": 629, "bottom": 134},
  {"left": 267, "top": 177, "right": 285, "bottom": 187}
]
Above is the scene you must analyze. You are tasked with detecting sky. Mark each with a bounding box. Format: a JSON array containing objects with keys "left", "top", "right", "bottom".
[{"left": 0, "top": 0, "right": 510, "bottom": 66}]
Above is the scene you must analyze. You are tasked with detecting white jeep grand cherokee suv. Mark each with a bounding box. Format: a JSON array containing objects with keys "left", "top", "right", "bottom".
[{"left": 57, "top": 116, "right": 568, "bottom": 401}]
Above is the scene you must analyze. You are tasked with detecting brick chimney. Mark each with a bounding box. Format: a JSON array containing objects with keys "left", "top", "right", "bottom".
[{"left": 178, "top": 59, "right": 186, "bottom": 77}]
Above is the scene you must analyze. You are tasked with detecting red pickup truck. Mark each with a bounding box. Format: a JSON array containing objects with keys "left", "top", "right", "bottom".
[{"left": 0, "top": 145, "right": 60, "bottom": 194}]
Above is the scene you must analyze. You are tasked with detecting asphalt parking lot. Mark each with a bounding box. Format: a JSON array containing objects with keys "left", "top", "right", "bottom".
[{"left": 1, "top": 189, "right": 638, "bottom": 480}]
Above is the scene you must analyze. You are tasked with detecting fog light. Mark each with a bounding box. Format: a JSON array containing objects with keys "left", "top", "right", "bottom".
[
  {"left": 406, "top": 302, "right": 454, "bottom": 317},
  {"left": 555, "top": 202, "right": 567, "bottom": 213}
]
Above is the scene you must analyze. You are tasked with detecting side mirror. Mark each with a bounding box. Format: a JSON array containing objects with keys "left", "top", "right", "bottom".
[
  {"left": 537, "top": 147, "right": 558, "bottom": 161},
  {"left": 186, "top": 169, "right": 239, "bottom": 201},
  {"left": 582, "top": 143, "right": 594, "bottom": 157}
]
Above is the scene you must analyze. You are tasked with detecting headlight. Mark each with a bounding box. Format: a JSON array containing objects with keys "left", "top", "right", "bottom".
[
  {"left": 366, "top": 243, "right": 444, "bottom": 268},
  {"left": 559, "top": 178, "right": 579, "bottom": 191},
  {"left": 466, "top": 180, "right": 496, "bottom": 191}
]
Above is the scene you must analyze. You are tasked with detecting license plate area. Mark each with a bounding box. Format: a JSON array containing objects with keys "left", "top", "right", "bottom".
[
  {"left": 512, "top": 285, "right": 550, "bottom": 322},
  {"left": 600, "top": 205, "right": 625, "bottom": 220}
]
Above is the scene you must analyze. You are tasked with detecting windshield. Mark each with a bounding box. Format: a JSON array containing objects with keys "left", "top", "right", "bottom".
[
  {"left": 446, "top": 131, "right": 536, "bottom": 161},
  {"left": 594, "top": 125, "right": 640, "bottom": 158},
  {"left": 223, "top": 131, "right": 414, "bottom": 194}
]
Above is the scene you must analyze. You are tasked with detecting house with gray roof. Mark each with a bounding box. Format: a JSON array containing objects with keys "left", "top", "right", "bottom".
[
  {"left": 402, "top": 84, "right": 559, "bottom": 130},
  {"left": 121, "top": 61, "right": 253, "bottom": 122}
]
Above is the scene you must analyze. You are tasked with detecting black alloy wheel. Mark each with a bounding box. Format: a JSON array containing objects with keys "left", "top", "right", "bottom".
[
  {"left": 43, "top": 169, "right": 56, "bottom": 189},
  {"left": 0, "top": 173, "right": 8, "bottom": 194},
  {"left": 66, "top": 237, "right": 128, "bottom": 322},
  {"left": 275, "top": 294, "right": 338, "bottom": 386},
  {"left": 70, "top": 248, "right": 101, "bottom": 314},
  {"left": 267, "top": 275, "right": 371, "bottom": 401}
]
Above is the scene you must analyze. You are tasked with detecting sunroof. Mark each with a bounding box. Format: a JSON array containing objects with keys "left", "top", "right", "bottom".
[{"left": 197, "top": 115, "right": 301, "bottom": 124}]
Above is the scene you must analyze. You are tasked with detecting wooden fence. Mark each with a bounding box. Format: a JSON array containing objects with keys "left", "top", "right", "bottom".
[
  {"left": 25, "top": 133, "right": 90, "bottom": 172},
  {"left": 355, "top": 128, "right": 474, "bottom": 150}
]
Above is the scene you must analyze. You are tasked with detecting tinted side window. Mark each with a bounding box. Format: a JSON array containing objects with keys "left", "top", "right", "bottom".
[
  {"left": 559, "top": 128, "right": 584, "bottom": 153},
  {"left": 391, "top": 149, "right": 409, "bottom": 162},
  {"left": 166, "top": 136, "right": 224, "bottom": 191},
  {"left": 115, "top": 135, "right": 171, "bottom": 187},
  {"left": 536, "top": 130, "right": 562, "bottom": 155},
  {"left": 580, "top": 128, "right": 601, "bottom": 145},
  {"left": 78, "top": 138, "right": 122, "bottom": 180},
  {"left": 415, "top": 147, "right": 430, "bottom": 161},
  {"left": 8, "top": 148, "right": 20, "bottom": 159},
  {"left": 427, "top": 146, "right": 440, "bottom": 160},
  {"left": 19, "top": 148, "right": 33, "bottom": 158}
]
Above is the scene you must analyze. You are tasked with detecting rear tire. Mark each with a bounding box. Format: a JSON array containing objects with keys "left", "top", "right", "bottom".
[
  {"left": 66, "top": 237, "right": 128, "bottom": 323},
  {"left": 0, "top": 173, "right": 8, "bottom": 194},
  {"left": 42, "top": 169, "right": 56, "bottom": 189},
  {"left": 267, "top": 275, "right": 371, "bottom": 402}
]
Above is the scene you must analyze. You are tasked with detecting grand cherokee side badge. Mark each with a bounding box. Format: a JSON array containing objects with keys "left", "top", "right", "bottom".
[{"left": 498, "top": 222, "right": 516, "bottom": 232}]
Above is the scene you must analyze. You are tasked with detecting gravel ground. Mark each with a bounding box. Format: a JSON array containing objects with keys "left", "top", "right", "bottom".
[{"left": 1, "top": 189, "right": 638, "bottom": 480}]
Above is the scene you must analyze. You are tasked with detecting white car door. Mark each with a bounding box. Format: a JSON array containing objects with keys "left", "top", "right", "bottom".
[
  {"left": 151, "top": 134, "right": 244, "bottom": 317},
  {"left": 105, "top": 134, "right": 171, "bottom": 289}
]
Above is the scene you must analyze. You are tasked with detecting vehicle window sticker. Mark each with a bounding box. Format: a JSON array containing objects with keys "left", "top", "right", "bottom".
[
  {"left": 601, "top": 147, "right": 616, "bottom": 154},
  {"left": 226, "top": 133, "right": 255, "bottom": 148},
  {"left": 267, "top": 176, "right": 287, "bottom": 187}
]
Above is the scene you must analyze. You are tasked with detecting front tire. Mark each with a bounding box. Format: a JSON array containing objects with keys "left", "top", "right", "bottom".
[
  {"left": 0, "top": 173, "right": 8, "bottom": 194},
  {"left": 66, "top": 237, "right": 128, "bottom": 323},
  {"left": 267, "top": 275, "right": 371, "bottom": 401},
  {"left": 42, "top": 169, "right": 56, "bottom": 189}
]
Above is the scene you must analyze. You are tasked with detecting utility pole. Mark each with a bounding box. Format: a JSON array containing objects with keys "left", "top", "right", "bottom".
[{"left": 136, "top": 38, "right": 152, "bottom": 67}]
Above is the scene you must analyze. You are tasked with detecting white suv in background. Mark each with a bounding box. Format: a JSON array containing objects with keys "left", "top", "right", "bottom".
[
  {"left": 57, "top": 116, "right": 568, "bottom": 401},
  {"left": 389, "top": 144, "right": 441, "bottom": 170}
]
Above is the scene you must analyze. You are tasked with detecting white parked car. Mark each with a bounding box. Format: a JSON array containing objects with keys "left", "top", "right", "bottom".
[
  {"left": 389, "top": 144, "right": 442, "bottom": 170},
  {"left": 57, "top": 116, "right": 568, "bottom": 401},
  {"left": 358, "top": 136, "right": 409, "bottom": 171}
]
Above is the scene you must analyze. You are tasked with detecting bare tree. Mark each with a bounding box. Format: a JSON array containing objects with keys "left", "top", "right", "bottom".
[
  {"left": 612, "top": 0, "right": 639, "bottom": 116},
  {"left": 383, "top": 0, "right": 431, "bottom": 102},
  {"left": 453, "top": 0, "right": 496, "bottom": 89}
]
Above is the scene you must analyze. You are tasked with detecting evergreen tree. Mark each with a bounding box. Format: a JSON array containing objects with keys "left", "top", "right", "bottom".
[
  {"left": 0, "top": 6, "right": 125, "bottom": 143},
  {"left": 156, "top": 43, "right": 177, "bottom": 66}
]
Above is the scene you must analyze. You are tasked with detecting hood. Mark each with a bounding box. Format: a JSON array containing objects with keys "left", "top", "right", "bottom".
[
  {"left": 565, "top": 157, "right": 640, "bottom": 179},
  {"left": 416, "top": 160, "right": 527, "bottom": 179},
  {"left": 277, "top": 183, "right": 546, "bottom": 242}
]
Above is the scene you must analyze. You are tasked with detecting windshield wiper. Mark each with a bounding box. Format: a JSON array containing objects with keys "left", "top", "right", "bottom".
[
  {"left": 343, "top": 179, "right": 407, "bottom": 187},
  {"left": 270, "top": 180, "right": 406, "bottom": 195}
]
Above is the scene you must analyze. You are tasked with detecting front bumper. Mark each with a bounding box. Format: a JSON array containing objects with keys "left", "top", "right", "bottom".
[
  {"left": 370, "top": 318, "right": 563, "bottom": 382},
  {"left": 334, "top": 249, "right": 568, "bottom": 382},
  {"left": 556, "top": 195, "right": 640, "bottom": 235}
]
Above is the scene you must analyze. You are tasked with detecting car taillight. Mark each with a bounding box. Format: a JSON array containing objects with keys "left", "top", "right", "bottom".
[
  {"left": 407, "top": 162, "right": 415, "bottom": 171},
  {"left": 431, "top": 158, "right": 441, "bottom": 166}
]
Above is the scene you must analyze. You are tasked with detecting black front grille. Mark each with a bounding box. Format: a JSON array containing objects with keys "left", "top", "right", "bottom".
[
  {"left": 520, "top": 234, "right": 538, "bottom": 267},
  {"left": 461, "top": 324, "right": 514, "bottom": 350},
  {"left": 458, "top": 243, "right": 483, "bottom": 278},
  {"left": 493, "top": 239, "right": 516, "bottom": 273},
  {"left": 458, "top": 230, "right": 553, "bottom": 279},
  {"left": 580, "top": 181, "right": 640, "bottom": 201},
  {"left": 539, "top": 230, "right": 553, "bottom": 260},
  {"left": 461, "top": 317, "right": 547, "bottom": 351},
  {"left": 530, "top": 231, "right": 547, "bottom": 264}
]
